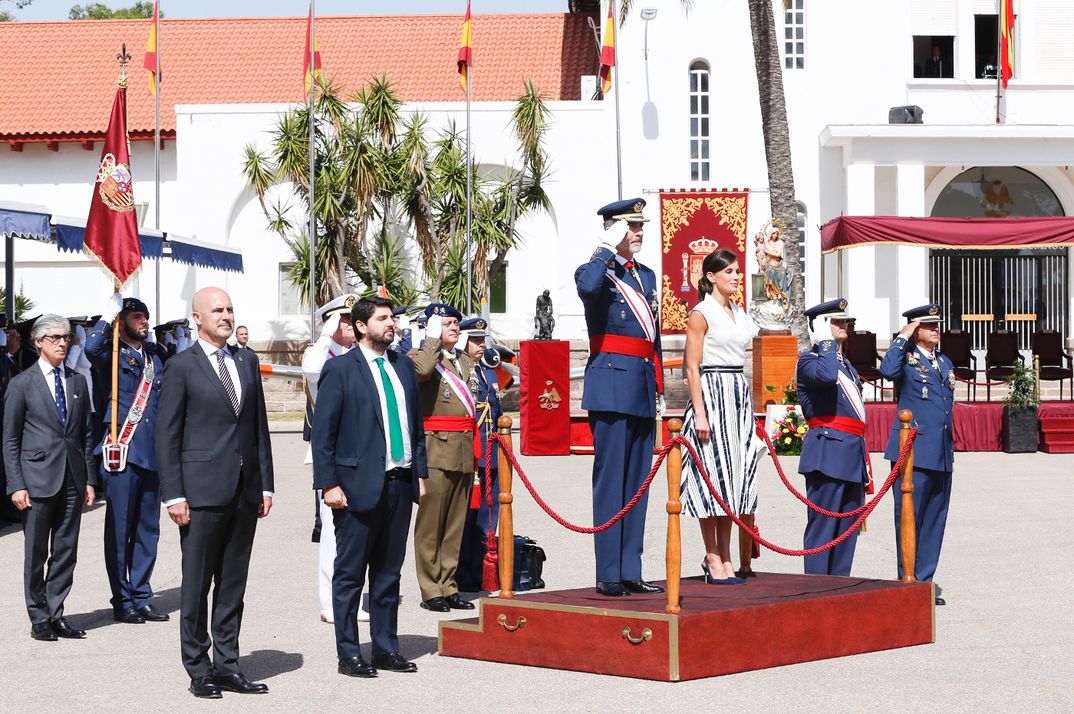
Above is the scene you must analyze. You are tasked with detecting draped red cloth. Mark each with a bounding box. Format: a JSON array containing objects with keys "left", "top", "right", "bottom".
[
  {"left": 864, "top": 402, "right": 1003, "bottom": 453},
  {"left": 821, "top": 216, "right": 1074, "bottom": 255}
]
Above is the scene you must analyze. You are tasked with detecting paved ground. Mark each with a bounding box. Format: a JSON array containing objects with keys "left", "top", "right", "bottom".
[{"left": 1, "top": 422, "right": 1071, "bottom": 711}]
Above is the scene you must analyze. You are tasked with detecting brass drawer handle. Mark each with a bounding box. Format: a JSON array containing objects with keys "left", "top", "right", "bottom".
[
  {"left": 497, "top": 614, "right": 526, "bottom": 632},
  {"left": 621, "top": 626, "right": 652, "bottom": 645}
]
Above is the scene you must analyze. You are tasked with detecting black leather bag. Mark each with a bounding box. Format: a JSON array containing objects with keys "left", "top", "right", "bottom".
[{"left": 512, "top": 536, "right": 546, "bottom": 591}]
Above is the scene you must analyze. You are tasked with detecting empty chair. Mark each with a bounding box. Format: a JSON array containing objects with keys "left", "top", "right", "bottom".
[
  {"left": 984, "top": 330, "right": 1023, "bottom": 401},
  {"left": 1032, "top": 329, "right": 1073, "bottom": 400},
  {"left": 844, "top": 329, "right": 885, "bottom": 400},
  {"left": 941, "top": 329, "right": 979, "bottom": 401}
]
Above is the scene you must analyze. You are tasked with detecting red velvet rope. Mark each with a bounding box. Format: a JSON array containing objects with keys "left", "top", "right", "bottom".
[
  {"left": 953, "top": 374, "right": 1008, "bottom": 387},
  {"left": 484, "top": 426, "right": 919, "bottom": 557}
]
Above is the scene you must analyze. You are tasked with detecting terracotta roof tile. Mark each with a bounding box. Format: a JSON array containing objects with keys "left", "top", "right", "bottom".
[{"left": 0, "top": 13, "right": 598, "bottom": 141}]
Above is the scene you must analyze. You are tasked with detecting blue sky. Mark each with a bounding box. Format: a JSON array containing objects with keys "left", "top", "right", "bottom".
[{"left": 9, "top": 0, "right": 569, "bottom": 21}]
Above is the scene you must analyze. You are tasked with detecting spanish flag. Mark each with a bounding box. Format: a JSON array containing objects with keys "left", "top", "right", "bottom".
[
  {"left": 303, "top": 2, "right": 323, "bottom": 94},
  {"left": 457, "top": 1, "right": 473, "bottom": 93},
  {"left": 143, "top": 1, "right": 159, "bottom": 95},
  {"left": 1000, "top": 0, "right": 1015, "bottom": 89},
  {"left": 599, "top": 2, "right": 615, "bottom": 96}
]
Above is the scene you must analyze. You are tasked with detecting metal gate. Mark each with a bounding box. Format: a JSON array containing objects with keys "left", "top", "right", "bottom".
[{"left": 929, "top": 249, "right": 1069, "bottom": 350}]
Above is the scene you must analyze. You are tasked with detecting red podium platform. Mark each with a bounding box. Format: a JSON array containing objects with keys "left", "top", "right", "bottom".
[{"left": 440, "top": 573, "right": 934, "bottom": 681}]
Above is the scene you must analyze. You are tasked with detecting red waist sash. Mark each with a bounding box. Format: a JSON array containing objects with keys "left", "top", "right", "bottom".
[
  {"left": 806, "top": 416, "right": 874, "bottom": 493},
  {"left": 423, "top": 415, "right": 480, "bottom": 460},
  {"left": 589, "top": 334, "right": 664, "bottom": 394}
]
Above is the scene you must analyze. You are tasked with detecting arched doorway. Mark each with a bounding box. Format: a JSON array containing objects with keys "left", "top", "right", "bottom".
[{"left": 929, "top": 167, "right": 1067, "bottom": 349}]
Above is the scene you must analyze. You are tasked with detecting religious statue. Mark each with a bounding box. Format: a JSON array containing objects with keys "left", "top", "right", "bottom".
[
  {"left": 534, "top": 289, "right": 555, "bottom": 339},
  {"left": 749, "top": 218, "right": 796, "bottom": 331}
]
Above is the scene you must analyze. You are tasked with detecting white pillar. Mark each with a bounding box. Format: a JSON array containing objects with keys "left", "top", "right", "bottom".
[
  {"left": 845, "top": 163, "right": 877, "bottom": 321},
  {"left": 895, "top": 163, "right": 929, "bottom": 322}
]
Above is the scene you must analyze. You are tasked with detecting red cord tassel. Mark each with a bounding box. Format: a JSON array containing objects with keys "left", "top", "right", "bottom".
[
  {"left": 469, "top": 472, "right": 481, "bottom": 510},
  {"left": 481, "top": 531, "right": 499, "bottom": 591}
]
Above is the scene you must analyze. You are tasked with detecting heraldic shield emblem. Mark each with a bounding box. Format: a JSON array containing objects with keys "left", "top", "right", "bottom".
[{"left": 96, "top": 152, "right": 135, "bottom": 212}]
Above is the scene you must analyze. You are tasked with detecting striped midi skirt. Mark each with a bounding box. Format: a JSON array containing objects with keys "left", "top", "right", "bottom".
[{"left": 680, "top": 369, "right": 766, "bottom": 518}]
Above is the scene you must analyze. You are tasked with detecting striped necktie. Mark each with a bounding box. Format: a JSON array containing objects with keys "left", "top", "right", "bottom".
[{"left": 215, "top": 349, "right": 240, "bottom": 415}]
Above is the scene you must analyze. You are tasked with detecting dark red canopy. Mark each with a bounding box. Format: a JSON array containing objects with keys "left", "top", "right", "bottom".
[{"left": 820, "top": 215, "right": 1074, "bottom": 254}]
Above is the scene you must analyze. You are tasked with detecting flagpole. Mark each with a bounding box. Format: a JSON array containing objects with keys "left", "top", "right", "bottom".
[
  {"left": 995, "top": 5, "right": 1003, "bottom": 125},
  {"left": 153, "top": 3, "right": 161, "bottom": 318},
  {"left": 465, "top": 56, "right": 473, "bottom": 314},
  {"left": 308, "top": 0, "right": 317, "bottom": 341},
  {"left": 112, "top": 45, "right": 132, "bottom": 449},
  {"left": 611, "top": 0, "right": 623, "bottom": 200}
]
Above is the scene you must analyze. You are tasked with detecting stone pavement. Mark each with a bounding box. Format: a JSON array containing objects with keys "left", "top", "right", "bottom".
[{"left": 1, "top": 423, "right": 1071, "bottom": 711}]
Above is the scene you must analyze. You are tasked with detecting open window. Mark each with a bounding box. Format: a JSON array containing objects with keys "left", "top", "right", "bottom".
[{"left": 912, "top": 35, "right": 954, "bottom": 78}]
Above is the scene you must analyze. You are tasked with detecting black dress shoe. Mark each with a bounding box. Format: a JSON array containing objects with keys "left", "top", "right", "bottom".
[
  {"left": 136, "top": 604, "right": 170, "bottom": 622},
  {"left": 935, "top": 596, "right": 946, "bottom": 606},
  {"left": 51, "top": 618, "right": 86, "bottom": 639},
  {"left": 444, "top": 593, "right": 475, "bottom": 610},
  {"left": 30, "top": 622, "right": 58, "bottom": 641},
  {"left": 622, "top": 579, "right": 664, "bottom": 594},
  {"left": 212, "top": 672, "right": 268, "bottom": 694},
  {"left": 189, "top": 676, "right": 222, "bottom": 699},
  {"left": 114, "top": 607, "right": 146, "bottom": 624},
  {"left": 596, "top": 581, "right": 630, "bottom": 596},
  {"left": 338, "top": 656, "right": 378, "bottom": 678},
  {"left": 371, "top": 652, "right": 418, "bottom": 673},
  {"left": 420, "top": 597, "right": 450, "bottom": 612}
]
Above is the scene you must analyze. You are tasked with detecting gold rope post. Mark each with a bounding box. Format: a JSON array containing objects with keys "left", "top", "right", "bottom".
[
  {"left": 496, "top": 415, "right": 515, "bottom": 599},
  {"left": 898, "top": 410, "right": 916, "bottom": 584},
  {"left": 664, "top": 419, "right": 683, "bottom": 615}
]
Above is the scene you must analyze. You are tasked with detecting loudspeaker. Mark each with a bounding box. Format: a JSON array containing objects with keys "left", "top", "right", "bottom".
[{"left": 888, "top": 105, "right": 924, "bottom": 124}]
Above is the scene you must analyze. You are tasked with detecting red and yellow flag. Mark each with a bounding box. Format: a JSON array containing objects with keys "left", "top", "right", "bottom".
[
  {"left": 303, "top": 2, "right": 323, "bottom": 94},
  {"left": 143, "top": 1, "right": 159, "bottom": 95},
  {"left": 1000, "top": 0, "right": 1015, "bottom": 89},
  {"left": 599, "top": 2, "right": 615, "bottom": 95},
  {"left": 457, "top": 1, "right": 473, "bottom": 93},
  {"left": 84, "top": 81, "right": 141, "bottom": 288}
]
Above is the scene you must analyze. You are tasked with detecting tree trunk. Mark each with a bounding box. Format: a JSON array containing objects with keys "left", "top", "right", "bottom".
[{"left": 747, "top": 0, "right": 808, "bottom": 349}]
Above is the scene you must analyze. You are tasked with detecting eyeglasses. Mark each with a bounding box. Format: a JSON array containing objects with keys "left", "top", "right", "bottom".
[{"left": 40, "top": 333, "right": 73, "bottom": 345}]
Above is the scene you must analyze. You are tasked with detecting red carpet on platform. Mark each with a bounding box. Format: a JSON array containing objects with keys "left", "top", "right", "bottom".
[{"left": 440, "top": 573, "right": 934, "bottom": 681}]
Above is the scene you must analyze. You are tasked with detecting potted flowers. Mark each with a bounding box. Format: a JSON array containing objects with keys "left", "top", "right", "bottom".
[
  {"left": 772, "top": 410, "right": 808, "bottom": 455},
  {"left": 1001, "top": 361, "right": 1039, "bottom": 453},
  {"left": 762, "top": 380, "right": 802, "bottom": 448}
]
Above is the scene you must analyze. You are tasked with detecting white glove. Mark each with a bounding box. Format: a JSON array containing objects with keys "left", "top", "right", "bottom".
[
  {"left": 74, "top": 324, "right": 87, "bottom": 344},
  {"left": 320, "top": 312, "right": 341, "bottom": 339},
  {"left": 175, "top": 325, "right": 186, "bottom": 340},
  {"left": 396, "top": 314, "right": 411, "bottom": 331},
  {"left": 101, "top": 292, "right": 124, "bottom": 324},
  {"left": 657, "top": 394, "right": 667, "bottom": 418},
  {"left": 145, "top": 330, "right": 156, "bottom": 344},
  {"left": 66, "top": 344, "right": 83, "bottom": 369},
  {"left": 808, "top": 315, "right": 834, "bottom": 346},
  {"left": 426, "top": 314, "right": 443, "bottom": 343},
  {"left": 0, "top": 329, "right": 6, "bottom": 349},
  {"left": 164, "top": 332, "right": 176, "bottom": 346}
]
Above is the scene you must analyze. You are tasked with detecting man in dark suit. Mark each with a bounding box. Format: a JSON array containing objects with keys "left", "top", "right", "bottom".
[
  {"left": 3, "top": 314, "right": 96, "bottom": 641},
  {"left": 796, "top": 299, "right": 870, "bottom": 577},
  {"left": 313, "top": 296, "right": 427, "bottom": 678},
  {"left": 233, "top": 325, "right": 255, "bottom": 354},
  {"left": 85, "top": 294, "right": 170, "bottom": 624},
  {"left": 574, "top": 197, "right": 665, "bottom": 597},
  {"left": 156, "top": 287, "right": 274, "bottom": 699},
  {"left": 880, "top": 304, "right": 955, "bottom": 606}
]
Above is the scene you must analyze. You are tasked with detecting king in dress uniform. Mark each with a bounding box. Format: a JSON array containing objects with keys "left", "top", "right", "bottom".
[
  {"left": 84, "top": 295, "right": 171, "bottom": 623},
  {"left": 575, "top": 198, "right": 665, "bottom": 597},
  {"left": 879, "top": 304, "right": 954, "bottom": 606},
  {"left": 796, "top": 299, "right": 871, "bottom": 577},
  {"left": 302, "top": 294, "right": 359, "bottom": 623}
]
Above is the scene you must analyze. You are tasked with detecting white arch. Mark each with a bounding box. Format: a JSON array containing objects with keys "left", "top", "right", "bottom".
[{"left": 924, "top": 165, "right": 1074, "bottom": 217}]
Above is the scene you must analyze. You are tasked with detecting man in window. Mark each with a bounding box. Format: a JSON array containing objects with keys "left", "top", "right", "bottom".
[{"left": 923, "top": 46, "right": 947, "bottom": 78}]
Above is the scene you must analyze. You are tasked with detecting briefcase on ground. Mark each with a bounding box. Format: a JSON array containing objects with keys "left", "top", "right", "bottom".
[{"left": 512, "top": 536, "right": 546, "bottom": 591}]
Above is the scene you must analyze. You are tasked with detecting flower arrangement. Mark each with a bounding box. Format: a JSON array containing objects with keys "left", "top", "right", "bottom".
[
  {"left": 764, "top": 380, "right": 800, "bottom": 405},
  {"left": 771, "top": 410, "right": 808, "bottom": 455}
]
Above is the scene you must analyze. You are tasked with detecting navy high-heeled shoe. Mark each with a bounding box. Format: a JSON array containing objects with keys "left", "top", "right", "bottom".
[{"left": 701, "top": 559, "right": 745, "bottom": 585}]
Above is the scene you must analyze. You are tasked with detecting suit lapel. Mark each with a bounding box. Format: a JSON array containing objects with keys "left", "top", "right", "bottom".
[
  {"left": 193, "top": 345, "right": 238, "bottom": 413},
  {"left": 32, "top": 367, "right": 65, "bottom": 432},
  {"left": 355, "top": 350, "right": 385, "bottom": 433},
  {"left": 233, "top": 347, "right": 251, "bottom": 414}
]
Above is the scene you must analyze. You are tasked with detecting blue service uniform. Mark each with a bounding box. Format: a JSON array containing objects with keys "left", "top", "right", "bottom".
[
  {"left": 879, "top": 336, "right": 955, "bottom": 582},
  {"left": 84, "top": 319, "right": 167, "bottom": 612},
  {"left": 797, "top": 340, "right": 870, "bottom": 576},
  {"left": 576, "top": 246, "right": 662, "bottom": 583},
  {"left": 457, "top": 364, "right": 504, "bottom": 590}
]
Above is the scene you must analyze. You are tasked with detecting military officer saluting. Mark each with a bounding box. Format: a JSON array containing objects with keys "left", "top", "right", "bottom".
[
  {"left": 796, "top": 299, "right": 871, "bottom": 577},
  {"left": 455, "top": 317, "right": 504, "bottom": 592},
  {"left": 879, "top": 304, "right": 955, "bottom": 605},
  {"left": 302, "top": 294, "right": 359, "bottom": 624},
  {"left": 575, "top": 197, "right": 664, "bottom": 597},
  {"left": 84, "top": 294, "right": 170, "bottom": 623}
]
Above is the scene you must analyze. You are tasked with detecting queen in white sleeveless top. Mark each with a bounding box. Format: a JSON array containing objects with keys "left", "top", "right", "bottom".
[{"left": 681, "top": 249, "right": 766, "bottom": 584}]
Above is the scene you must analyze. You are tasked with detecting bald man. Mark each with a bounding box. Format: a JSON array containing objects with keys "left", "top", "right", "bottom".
[{"left": 156, "top": 287, "right": 275, "bottom": 699}]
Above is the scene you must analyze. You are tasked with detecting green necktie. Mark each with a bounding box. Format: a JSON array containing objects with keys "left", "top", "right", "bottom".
[{"left": 375, "top": 357, "right": 405, "bottom": 461}]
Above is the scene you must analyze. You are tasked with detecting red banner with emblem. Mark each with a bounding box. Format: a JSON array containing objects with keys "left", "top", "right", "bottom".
[
  {"left": 658, "top": 190, "right": 749, "bottom": 335},
  {"left": 519, "top": 339, "right": 570, "bottom": 456}
]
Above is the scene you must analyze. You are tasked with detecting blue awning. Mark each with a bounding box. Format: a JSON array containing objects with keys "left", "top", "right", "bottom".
[
  {"left": 53, "top": 219, "right": 164, "bottom": 259},
  {"left": 0, "top": 204, "right": 50, "bottom": 241},
  {"left": 167, "top": 235, "right": 243, "bottom": 274}
]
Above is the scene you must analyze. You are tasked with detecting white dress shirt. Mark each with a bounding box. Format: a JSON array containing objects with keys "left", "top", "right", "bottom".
[
  {"left": 358, "top": 343, "right": 412, "bottom": 470},
  {"left": 37, "top": 357, "right": 69, "bottom": 415}
]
